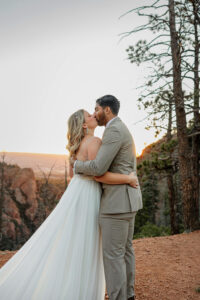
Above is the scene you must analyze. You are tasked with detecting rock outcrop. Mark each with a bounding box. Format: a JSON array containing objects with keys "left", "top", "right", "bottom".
[{"left": 0, "top": 163, "right": 63, "bottom": 250}]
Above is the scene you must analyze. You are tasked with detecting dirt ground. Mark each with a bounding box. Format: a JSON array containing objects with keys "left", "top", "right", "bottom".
[
  {"left": 133, "top": 230, "right": 200, "bottom": 300},
  {"left": 0, "top": 230, "right": 200, "bottom": 300}
]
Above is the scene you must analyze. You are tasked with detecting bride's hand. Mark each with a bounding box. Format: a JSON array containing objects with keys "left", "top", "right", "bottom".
[
  {"left": 128, "top": 172, "right": 139, "bottom": 188},
  {"left": 94, "top": 175, "right": 102, "bottom": 182}
]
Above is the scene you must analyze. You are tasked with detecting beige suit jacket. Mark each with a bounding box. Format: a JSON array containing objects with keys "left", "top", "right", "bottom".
[{"left": 75, "top": 117, "right": 143, "bottom": 214}]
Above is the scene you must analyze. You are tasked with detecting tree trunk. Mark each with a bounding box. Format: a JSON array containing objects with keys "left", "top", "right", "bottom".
[
  {"left": 167, "top": 173, "right": 179, "bottom": 234},
  {"left": 191, "top": 0, "right": 200, "bottom": 230},
  {"left": 168, "top": 0, "right": 199, "bottom": 231},
  {"left": 166, "top": 95, "right": 173, "bottom": 140},
  {"left": 166, "top": 97, "right": 179, "bottom": 234}
]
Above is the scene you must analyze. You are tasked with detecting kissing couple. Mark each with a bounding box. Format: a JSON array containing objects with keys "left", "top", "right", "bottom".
[{"left": 0, "top": 95, "right": 143, "bottom": 300}]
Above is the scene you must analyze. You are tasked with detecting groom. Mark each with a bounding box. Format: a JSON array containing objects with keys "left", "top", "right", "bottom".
[{"left": 74, "top": 95, "right": 143, "bottom": 300}]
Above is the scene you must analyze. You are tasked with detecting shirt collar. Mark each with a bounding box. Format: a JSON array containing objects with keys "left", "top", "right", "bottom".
[{"left": 106, "top": 116, "right": 118, "bottom": 128}]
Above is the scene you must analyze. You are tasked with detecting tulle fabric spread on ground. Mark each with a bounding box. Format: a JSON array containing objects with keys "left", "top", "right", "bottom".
[{"left": 0, "top": 175, "right": 105, "bottom": 300}]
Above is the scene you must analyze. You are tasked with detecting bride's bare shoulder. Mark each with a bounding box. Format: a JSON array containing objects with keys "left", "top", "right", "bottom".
[
  {"left": 80, "top": 136, "right": 101, "bottom": 150},
  {"left": 87, "top": 137, "right": 102, "bottom": 160},
  {"left": 88, "top": 136, "right": 102, "bottom": 144}
]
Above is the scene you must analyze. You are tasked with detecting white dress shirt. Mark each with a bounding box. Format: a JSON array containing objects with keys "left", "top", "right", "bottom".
[{"left": 106, "top": 116, "right": 118, "bottom": 128}]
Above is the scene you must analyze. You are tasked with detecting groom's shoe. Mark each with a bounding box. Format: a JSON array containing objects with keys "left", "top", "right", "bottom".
[{"left": 128, "top": 296, "right": 135, "bottom": 300}]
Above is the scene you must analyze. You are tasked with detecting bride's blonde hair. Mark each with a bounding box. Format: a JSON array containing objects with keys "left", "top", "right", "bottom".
[{"left": 66, "top": 109, "right": 85, "bottom": 159}]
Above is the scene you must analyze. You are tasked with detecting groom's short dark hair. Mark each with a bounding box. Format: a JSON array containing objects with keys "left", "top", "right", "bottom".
[{"left": 96, "top": 95, "right": 120, "bottom": 115}]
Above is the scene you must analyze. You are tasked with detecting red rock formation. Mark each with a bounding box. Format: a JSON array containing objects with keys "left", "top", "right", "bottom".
[
  {"left": 0, "top": 163, "right": 63, "bottom": 250},
  {"left": 11, "top": 168, "right": 38, "bottom": 221}
]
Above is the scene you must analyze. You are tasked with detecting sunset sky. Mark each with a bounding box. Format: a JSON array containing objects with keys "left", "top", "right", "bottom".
[{"left": 0, "top": 0, "right": 160, "bottom": 156}]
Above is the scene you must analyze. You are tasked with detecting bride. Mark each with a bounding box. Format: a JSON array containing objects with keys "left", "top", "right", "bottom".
[{"left": 0, "top": 109, "right": 137, "bottom": 300}]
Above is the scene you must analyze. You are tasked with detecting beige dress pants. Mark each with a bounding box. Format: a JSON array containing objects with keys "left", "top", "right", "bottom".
[{"left": 99, "top": 212, "right": 137, "bottom": 300}]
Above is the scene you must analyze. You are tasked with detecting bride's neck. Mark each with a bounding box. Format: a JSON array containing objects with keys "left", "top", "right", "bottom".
[{"left": 84, "top": 128, "right": 94, "bottom": 137}]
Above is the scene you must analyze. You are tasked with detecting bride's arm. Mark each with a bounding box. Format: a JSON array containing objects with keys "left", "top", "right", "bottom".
[
  {"left": 66, "top": 163, "right": 74, "bottom": 185},
  {"left": 88, "top": 137, "right": 138, "bottom": 187},
  {"left": 94, "top": 171, "right": 138, "bottom": 187},
  {"left": 69, "top": 163, "right": 74, "bottom": 178}
]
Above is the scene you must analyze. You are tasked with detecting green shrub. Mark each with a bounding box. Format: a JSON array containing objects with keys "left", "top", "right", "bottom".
[
  {"left": 134, "top": 222, "right": 170, "bottom": 239},
  {"left": 195, "top": 287, "right": 200, "bottom": 293}
]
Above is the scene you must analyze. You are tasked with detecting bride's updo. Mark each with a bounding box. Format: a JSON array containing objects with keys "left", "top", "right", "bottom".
[{"left": 66, "top": 109, "right": 85, "bottom": 159}]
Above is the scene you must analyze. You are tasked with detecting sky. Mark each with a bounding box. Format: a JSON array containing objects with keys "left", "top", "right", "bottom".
[{"left": 0, "top": 0, "right": 160, "bottom": 156}]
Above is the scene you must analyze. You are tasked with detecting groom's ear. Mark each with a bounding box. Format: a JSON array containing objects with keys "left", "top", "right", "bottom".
[{"left": 104, "top": 106, "right": 111, "bottom": 115}]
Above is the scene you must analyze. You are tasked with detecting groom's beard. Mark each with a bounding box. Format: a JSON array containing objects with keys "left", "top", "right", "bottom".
[{"left": 96, "top": 112, "right": 106, "bottom": 126}]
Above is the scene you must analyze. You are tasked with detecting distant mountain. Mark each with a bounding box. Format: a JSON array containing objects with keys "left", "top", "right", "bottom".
[{"left": 0, "top": 152, "right": 69, "bottom": 179}]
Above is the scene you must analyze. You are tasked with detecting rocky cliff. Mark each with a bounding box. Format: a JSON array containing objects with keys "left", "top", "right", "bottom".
[{"left": 0, "top": 163, "right": 63, "bottom": 250}]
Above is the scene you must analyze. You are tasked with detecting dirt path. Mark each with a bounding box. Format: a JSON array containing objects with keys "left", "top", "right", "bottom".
[
  {"left": 1, "top": 230, "right": 200, "bottom": 300},
  {"left": 134, "top": 230, "right": 200, "bottom": 300}
]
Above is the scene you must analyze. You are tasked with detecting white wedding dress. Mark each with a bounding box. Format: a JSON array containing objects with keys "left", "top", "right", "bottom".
[{"left": 0, "top": 174, "right": 105, "bottom": 300}]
